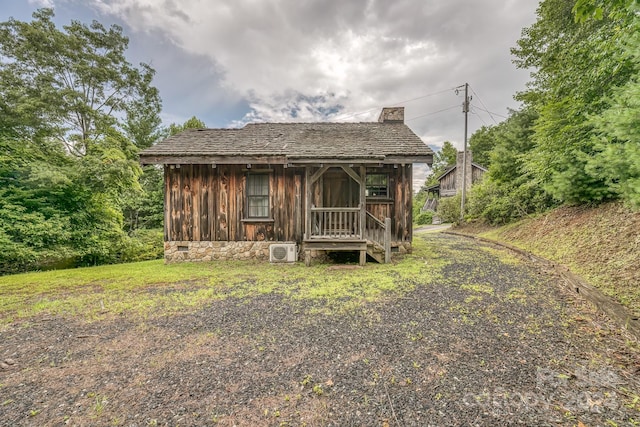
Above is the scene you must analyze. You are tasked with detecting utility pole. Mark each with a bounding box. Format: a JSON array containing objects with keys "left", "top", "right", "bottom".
[{"left": 460, "top": 83, "right": 469, "bottom": 221}]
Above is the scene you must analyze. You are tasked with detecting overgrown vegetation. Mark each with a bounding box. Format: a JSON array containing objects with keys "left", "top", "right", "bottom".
[
  {"left": 0, "top": 237, "right": 448, "bottom": 325},
  {"left": 437, "top": 193, "right": 461, "bottom": 224},
  {"left": 414, "top": 211, "right": 433, "bottom": 226},
  {"left": 0, "top": 10, "right": 206, "bottom": 274},
  {"left": 471, "top": 201, "right": 640, "bottom": 315},
  {"left": 456, "top": 0, "right": 639, "bottom": 225}
]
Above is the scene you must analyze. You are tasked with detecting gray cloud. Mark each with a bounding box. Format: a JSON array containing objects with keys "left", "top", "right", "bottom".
[{"left": 30, "top": 0, "right": 538, "bottom": 189}]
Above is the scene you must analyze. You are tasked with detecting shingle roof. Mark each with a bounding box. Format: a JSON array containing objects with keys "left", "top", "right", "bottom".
[
  {"left": 437, "top": 162, "right": 488, "bottom": 181},
  {"left": 140, "top": 122, "right": 433, "bottom": 165}
]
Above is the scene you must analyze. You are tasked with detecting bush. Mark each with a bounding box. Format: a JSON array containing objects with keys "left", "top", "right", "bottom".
[
  {"left": 437, "top": 193, "right": 461, "bottom": 223},
  {"left": 119, "top": 228, "right": 164, "bottom": 262},
  {"left": 414, "top": 211, "right": 434, "bottom": 225},
  {"left": 466, "top": 178, "right": 555, "bottom": 225}
]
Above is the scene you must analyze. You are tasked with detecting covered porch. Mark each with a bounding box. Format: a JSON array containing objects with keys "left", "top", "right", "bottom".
[{"left": 302, "top": 164, "right": 392, "bottom": 266}]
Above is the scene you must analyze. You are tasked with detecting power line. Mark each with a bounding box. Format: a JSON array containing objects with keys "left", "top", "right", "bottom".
[
  {"left": 471, "top": 108, "right": 488, "bottom": 126},
  {"left": 389, "top": 87, "right": 458, "bottom": 107},
  {"left": 472, "top": 105, "right": 508, "bottom": 120},
  {"left": 332, "top": 86, "right": 457, "bottom": 121},
  {"left": 405, "top": 104, "right": 460, "bottom": 122},
  {"left": 469, "top": 86, "right": 500, "bottom": 124}
]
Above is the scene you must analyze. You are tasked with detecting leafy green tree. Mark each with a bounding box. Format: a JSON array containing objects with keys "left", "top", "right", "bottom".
[
  {"left": 584, "top": 3, "right": 640, "bottom": 207},
  {"left": 166, "top": 116, "right": 207, "bottom": 137},
  {"left": 572, "top": 0, "right": 636, "bottom": 21},
  {"left": 0, "top": 9, "right": 163, "bottom": 273},
  {"left": 468, "top": 126, "right": 495, "bottom": 168},
  {"left": 0, "top": 8, "right": 161, "bottom": 156},
  {"left": 512, "top": 0, "right": 636, "bottom": 204},
  {"left": 421, "top": 141, "right": 457, "bottom": 189},
  {"left": 466, "top": 108, "right": 555, "bottom": 224}
]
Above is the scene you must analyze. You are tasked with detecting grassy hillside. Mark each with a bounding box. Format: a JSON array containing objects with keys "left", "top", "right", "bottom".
[{"left": 459, "top": 202, "right": 640, "bottom": 316}]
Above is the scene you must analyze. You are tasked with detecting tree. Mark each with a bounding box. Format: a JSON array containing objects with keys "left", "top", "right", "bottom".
[
  {"left": 466, "top": 108, "right": 555, "bottom": 224},
  {"left": 0, "top": 8, "right": 161, "bottom": 157},
  {"left": 512, "top": 0, "right": 636, "bottom": 204},
  {"left": 469, "top": 126, "right": 495, "bottom": 168},
  {"left": 421, "top": 141, "right": 457, "bottom": 189},
  {"left": 0, "top": 10, "right": 163, "bottom": 273},
  {"left": 166, "top": 116, "right": 207, "bottom": 136},
  {"left": 584, "top": 2, "right": 640, "bottom": 207},
  {"left": 572, "top": 0, "right": 636, "bottom": 21}
]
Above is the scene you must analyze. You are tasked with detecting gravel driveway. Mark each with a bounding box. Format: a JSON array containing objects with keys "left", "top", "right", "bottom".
[{"left": 1, "top": 232, "right": 639, "bottom": 426}]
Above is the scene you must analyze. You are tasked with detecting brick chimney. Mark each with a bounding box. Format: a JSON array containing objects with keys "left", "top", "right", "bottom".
[{"left": 378, "top": 107, "right": 404, "bottom": 123}]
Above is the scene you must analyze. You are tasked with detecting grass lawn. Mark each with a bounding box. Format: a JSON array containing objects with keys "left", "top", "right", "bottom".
[{"left": 0, "top": 237, "right": 447, "bottom": 326}]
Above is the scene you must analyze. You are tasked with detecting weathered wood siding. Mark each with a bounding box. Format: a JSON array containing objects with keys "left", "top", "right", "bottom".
[
  {"left": 365, "top": 165, "right": 413, "bottom": 242},
  {"left": 165, "top": 164, "right": 413, "bottom": 244},
  {"left": 439, "top": 170, "right": 457, "bottom": 196},
  {"left": 472, "top": 165, "right": 485, "bottom": 184},
  {"left": 165, "top": 165, "right": 302, "bottom": 242}
]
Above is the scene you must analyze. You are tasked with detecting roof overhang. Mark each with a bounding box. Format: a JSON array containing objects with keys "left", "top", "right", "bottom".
[{"left": 140, "top": 154, "right": 433, "bottom": 166}]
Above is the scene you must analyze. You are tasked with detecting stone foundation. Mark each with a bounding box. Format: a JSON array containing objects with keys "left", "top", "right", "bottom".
[
  {"left": 164, "top": 241, "right": 272, "bottom": 263},
  {"left": 395, "top": 242, "right": 412, "bottom": 255},
  {"left": 164, "top": 240, "right": 412, "bottom": 263}
]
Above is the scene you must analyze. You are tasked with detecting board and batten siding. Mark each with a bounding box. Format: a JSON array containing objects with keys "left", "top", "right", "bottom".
[
  {"left": 165, "top": 164, "right": 303, "bottom": 242},
  {"left": 439, "top": 170, "right": 457, "bottom": 197},
  {"left": 164, "top": 163, "right": 413, "bottom": 244},
  {"left": 364, "top": 165, "right": 413, "bottom": 242}
]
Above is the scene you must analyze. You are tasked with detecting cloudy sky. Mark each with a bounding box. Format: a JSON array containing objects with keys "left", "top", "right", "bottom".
[{"left": 4, "top": 0, "right": 540, "bottom": 188}]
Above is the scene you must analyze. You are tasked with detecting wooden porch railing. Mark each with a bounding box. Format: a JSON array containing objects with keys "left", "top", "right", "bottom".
[
  {"left": 365, "top": 212, "right": 391, "bottom": 263},
  {"left": 422, "top": 198, "right": 438, "bottom": 212},
  {"left": 308, "top": 208, "right": 391, "bottom": 263},
  {"left": 310, "top": 207, "right": 360, "bottom": 239}
]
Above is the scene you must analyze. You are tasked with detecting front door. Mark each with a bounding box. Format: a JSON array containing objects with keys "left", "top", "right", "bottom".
[{"left": 322, "top": 169, "right": 359, "bottom": 208}]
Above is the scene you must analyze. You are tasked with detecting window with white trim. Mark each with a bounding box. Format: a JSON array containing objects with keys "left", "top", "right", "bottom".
[{"left": 246, "top": 174, "right": 270, "bottom": 218}]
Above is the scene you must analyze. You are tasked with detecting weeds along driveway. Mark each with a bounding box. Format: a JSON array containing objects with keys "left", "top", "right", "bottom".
[{"left": 1, "top": 233, "right": 639, "bottom": 426}]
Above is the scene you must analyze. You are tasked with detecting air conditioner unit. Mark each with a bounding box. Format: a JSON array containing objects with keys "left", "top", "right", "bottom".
[{"left": 269, "top": 243, "right": 297, "bottom": 263}]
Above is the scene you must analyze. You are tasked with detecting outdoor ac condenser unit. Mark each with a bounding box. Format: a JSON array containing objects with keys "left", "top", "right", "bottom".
[{"left": 269, "top": 243, "right": 297, "bottom": 263}]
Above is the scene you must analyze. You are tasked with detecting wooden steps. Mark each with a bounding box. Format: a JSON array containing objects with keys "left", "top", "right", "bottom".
[{"left": 366, "top": 242, "right": 385, "bottom": 264}]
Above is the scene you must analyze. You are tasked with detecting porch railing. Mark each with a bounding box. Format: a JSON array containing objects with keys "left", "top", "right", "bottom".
[
  {"left": 364, "top": 211, "right": 391, "bottom": 263},
  {"left": 310, "top": 207, "right": 360, "bottom": 239},
  {"left": 308, "top": 208, "right": 391, "bottom": 263},
  {"left": 422, "top": 198, "right": 438, "bottom": 212}
]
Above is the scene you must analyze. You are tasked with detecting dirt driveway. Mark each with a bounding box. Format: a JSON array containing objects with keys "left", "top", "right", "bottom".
[{"left": 1, "top": 233, "right": 639, "bottom": 426}]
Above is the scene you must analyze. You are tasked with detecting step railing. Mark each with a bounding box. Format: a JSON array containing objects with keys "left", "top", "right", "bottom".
[
  {"left": 365, "top": 211, "right": 391, "bottom": 263},
  {"left": 422, "top": 198, "right": 438, "bottom": 212}
]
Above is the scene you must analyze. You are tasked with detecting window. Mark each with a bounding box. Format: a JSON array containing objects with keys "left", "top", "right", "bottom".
[
  {"left": 246, "top": 174, "right": 270, "bottom": 218},
  {"left": 366, "top": 174, "right": 389, "bottom": 198}
]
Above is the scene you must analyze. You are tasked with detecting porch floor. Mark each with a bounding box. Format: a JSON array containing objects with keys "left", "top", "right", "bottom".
[{"left": 302, "top": 239, "right": 367, "bottom": 266}]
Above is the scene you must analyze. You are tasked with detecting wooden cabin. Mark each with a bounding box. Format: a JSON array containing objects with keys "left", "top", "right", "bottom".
[
  {"left": 422, "top": 151, "right": 487, "bottom": 212},
  {"left": 140, "top": 107, "right": 433, "bottom": 265}
]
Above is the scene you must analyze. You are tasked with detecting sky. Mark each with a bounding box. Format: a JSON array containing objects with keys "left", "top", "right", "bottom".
[{"left": 3, "top": 0, "right": 540, "bottom": 190}]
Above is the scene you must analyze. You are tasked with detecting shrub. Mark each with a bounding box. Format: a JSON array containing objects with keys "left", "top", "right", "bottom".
[
  {"left": 437, "top": 193, "right": 461, "bottom": 223},
  {"left": 119, "top": 228, "right": 164, "bottom": 262},
  {"left": 467, "top": 178, "right": 556, "bottom": 225},
  {"left": 414, "top": 211, "right": 434, "bottom": 225}
]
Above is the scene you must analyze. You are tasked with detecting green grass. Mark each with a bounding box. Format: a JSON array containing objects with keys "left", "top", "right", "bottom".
[
  {"left": 0, "top": 237, "right": 450, "bottom": 326},
  {"left": 473, "top": 202, "right": 640, "bottom": 315}
]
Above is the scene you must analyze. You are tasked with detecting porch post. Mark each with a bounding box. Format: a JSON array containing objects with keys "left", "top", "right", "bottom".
[
  {"left": 305, "top": 166, "right": 311, "bottom": 240},
  {"left": 384, "top": 217, "right": 392, "bottom": 263},
  {"left": 359, "top": 165, "right": 366, "bottom": 239}
]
